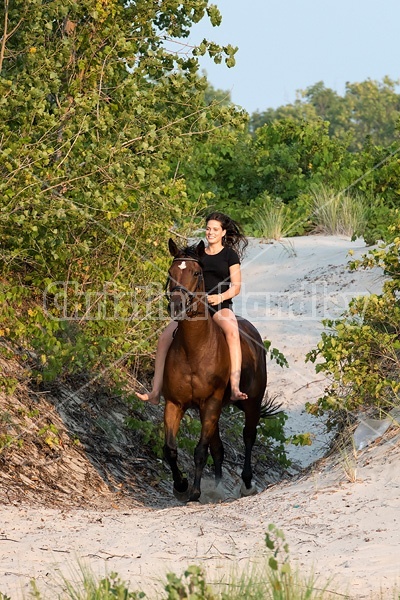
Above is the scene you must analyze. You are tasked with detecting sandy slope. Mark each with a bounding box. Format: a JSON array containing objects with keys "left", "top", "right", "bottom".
[
  {"left": 1, "top": 235, "right": 400, "bottom": 600},
  {"left": 237, "top": 236, "right": 385, "bottom": 467}
]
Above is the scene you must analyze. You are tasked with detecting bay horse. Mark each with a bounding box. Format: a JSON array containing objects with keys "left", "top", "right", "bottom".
[{"left": 163, "top": 238, "right": 270, "bottom": 502}]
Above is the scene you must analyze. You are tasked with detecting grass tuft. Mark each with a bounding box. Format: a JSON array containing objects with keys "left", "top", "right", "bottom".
[
  {"left": 310, "top": 185, "right": 367, "bottom": 237},
  {"left": 17, "top": 527, "right": 345, "bottom": 600},
  {"left": 255, "top": 195, "right": 301, "bottom": 241}
]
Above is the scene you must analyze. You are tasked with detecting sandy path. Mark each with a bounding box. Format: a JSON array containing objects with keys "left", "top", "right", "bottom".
[{"left": 2, "top": 236, "right": 399, "bottom": 600}]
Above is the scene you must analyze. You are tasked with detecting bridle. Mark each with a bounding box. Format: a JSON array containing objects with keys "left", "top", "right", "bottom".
[{"left": 166, "top": 257, "right": 204, "bottom": 317}]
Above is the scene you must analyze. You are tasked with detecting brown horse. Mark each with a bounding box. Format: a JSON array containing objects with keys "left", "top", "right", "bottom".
[{"left": 163, "top": 238, "right": 270, "bottom": 502}]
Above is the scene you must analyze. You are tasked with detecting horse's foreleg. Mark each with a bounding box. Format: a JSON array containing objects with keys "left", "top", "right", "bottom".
[
  {"left": 241, "top": 404, "right": 260, "bottom": 494},
  {"left": 209, "top": 424, "right": 224, "bottom": 485},
  {"left": 163, "top": 401, "right": 188, "bottom": 497},
  {"left": 191, "top": 399, "right": 222, "bottom": 502}
]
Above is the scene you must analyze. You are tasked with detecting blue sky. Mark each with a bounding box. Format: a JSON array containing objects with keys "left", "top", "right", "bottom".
[{"left": 187, "top": 0, "right": 400, "bottom": 114}]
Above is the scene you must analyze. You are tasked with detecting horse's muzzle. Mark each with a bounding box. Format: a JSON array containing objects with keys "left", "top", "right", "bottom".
[{"left": 168, "top": 291, "right": 190, "bottom": 320}]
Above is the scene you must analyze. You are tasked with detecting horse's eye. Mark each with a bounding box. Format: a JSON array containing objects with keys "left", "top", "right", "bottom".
[{"left": 194, "top": 271, "right": 200, "bottom": 277}]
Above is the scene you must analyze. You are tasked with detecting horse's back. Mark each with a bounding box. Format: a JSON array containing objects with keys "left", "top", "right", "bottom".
[{"left": 237, "top": 315, "right": 265, "bottom": 360}]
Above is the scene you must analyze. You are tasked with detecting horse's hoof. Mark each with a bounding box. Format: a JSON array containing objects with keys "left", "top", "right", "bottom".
[
  {"left": 240, "top": 482, "right": 258, "bottom": 497},
  {"left": 173, "top": 486, "right": 190, "bottom": 502},
  {"left": 173, "top": 479, "right": 189, "bottom": 502},
  {"left": 188, "top": 491, "right": 201, "bottom": 502}
]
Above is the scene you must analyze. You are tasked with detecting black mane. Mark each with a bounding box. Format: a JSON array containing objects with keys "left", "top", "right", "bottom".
[{"left": 176, "top": 243, "right": 204, "bottom": 268}]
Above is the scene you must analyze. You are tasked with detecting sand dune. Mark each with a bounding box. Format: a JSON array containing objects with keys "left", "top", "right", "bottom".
[{"left": 1, "top": 235, "right": 399, "bottom": 600}]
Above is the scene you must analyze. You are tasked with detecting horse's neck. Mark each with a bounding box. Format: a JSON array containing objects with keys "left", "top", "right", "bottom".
[{"left": 177, "top": 317, "right": 218, "bottom": 354}]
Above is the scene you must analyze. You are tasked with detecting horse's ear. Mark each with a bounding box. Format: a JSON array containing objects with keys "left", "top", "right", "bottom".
[
  {"left": 168, "top": 238, "right": 179, "bottom": 257},
  {"left": 196, "top": 240, "right": 205, "bottom": 257}
]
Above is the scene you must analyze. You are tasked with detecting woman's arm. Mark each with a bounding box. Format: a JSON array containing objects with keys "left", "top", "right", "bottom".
[
  {"left": 223, "top": 263, "right": 242, "bottom": 300},
  {"left": 208, "top": 263, "right": 242, "bottom": 305}
]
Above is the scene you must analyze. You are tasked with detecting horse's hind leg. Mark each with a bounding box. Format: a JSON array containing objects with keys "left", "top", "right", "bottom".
[
  {"left": 163, "top": 401, "right": 188, "bottom": 500},
  {"left": 241, "top": 402, "right": 260, "bottom": 496}
]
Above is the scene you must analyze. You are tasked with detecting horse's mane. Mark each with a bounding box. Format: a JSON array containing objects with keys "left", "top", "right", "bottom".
[{"left": 175, "top": 243, "right": 204, "bottom": 268}]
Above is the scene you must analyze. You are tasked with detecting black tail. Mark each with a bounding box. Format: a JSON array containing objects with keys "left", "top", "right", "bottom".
[{"left": 260, "top": 395, "right": 283, "bottom": 419}]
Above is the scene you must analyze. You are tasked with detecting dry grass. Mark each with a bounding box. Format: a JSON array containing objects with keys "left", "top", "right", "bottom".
[
  {"left": 310, "top": 185, "right": 367, "bottom": 237},
  {"left": 255, "top": 195, "right": 301, "bottom": 241}
]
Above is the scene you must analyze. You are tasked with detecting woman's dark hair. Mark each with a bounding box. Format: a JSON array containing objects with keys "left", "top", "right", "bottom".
[{"left": 206, "top": 211, "right": 248, "bottom": 260}]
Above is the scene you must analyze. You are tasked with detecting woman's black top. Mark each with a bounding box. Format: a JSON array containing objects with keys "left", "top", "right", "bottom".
[{"left": 202, "top": 246, "right": 240, "bottom": 312}]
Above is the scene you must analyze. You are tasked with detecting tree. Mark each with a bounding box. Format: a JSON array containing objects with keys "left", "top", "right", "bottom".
[
  {"left": 203, "top": 75, "right": 232, "bottom": 106},
  {"left": 249, "top": 95, "right": 318, "bottom": 134},
  {"left": 0, "top": 0, "right": 244, "bottom": 379},
  {"left": 249, "top": 78, "right": 400, "bottom": 151},
  {"left": 300, "top": 81, "right": 349, "bottom": 140},
  {"left": 344, "top": 77, "right": 400, "bottom": 150}
]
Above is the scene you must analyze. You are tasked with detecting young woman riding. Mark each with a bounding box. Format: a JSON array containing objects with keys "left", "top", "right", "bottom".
[{"left": 136, "top": 211, "right": 248, "bottom": 405}]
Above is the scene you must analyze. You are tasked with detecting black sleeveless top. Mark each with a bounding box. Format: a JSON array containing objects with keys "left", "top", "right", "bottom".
[{"left": 202, "top": 246, "right": 240, "bottom": 312}]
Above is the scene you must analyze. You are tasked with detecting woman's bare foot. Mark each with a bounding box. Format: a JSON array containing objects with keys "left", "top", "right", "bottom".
[
  {"left": 136, "top": 390, "right": 160, "bottom": 405},
  {"left": 231, "top": 389, "right": 248, "bottom": 401}
]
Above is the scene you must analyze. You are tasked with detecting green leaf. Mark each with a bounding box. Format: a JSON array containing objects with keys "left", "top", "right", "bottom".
[
  {"left": 207, "top": 5, "right": 222, "bottom": 27},
  {"left": 268, "top": 557, "right": 278, "bottom": 571}
]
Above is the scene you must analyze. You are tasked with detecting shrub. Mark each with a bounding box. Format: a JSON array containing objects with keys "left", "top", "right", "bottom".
[{"left": 306, "top": 234, "right": 400, "bottom": 423}]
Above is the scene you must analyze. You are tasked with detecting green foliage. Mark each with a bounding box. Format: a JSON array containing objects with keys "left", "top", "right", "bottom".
[
  {"left": 257, "top": 411, "right": 290, "bottom": 467},
  {"left": 176, "top": 412, "right": 205, "bottom": 457},
  {"left": 352, "top": 141, "right": 400, "bottom": 243},
  {"left": 344, "top": 77, "right": 400, "bottom": 151},
  {"left": 0, "top": 433, "right": 23, "bottom": 451},
  {"left": 0, "top": 0, "right": 245, "bottom": 385},
  {"left": 306, "top": 234, "right": 400, "bottom": 422},
  {"left": 288, "top": 433, "right": 313, "bottom": 447},
  {"left": 37, "top": 423, "right": 61, "bottom": 448},
  {"left": 264, "top": 340, "right": 289, "bottom": 369},
  {"left": 252, "top": 119, "right": 359, "bottom": 202},
  {"left": 362, "top": 202, "right": 400, "bottom": 246},
  {"left": 30, "top": 569, "right": 145, "bottom": 599},
  {"left": 265, "top": 524, "right": 291, "bottom": 580},
  {"left": 90, "top": 573, "right": 145, "bottom": 600},
  {"left": 261, "top": 524, "right": 333, "bottom": 599},
  {"left": 0, "top": 407, "right": 24, "bottom": 450},
  {"left": 165, "top": 566, "right": 215, "bottom": 600},
  {"left": 125, "top": 416, "right": 164, "bottom": 458},
  {"left": 241, "top": 78, "right": 400, "bottom": 242},
  {"left": 0, "top": 375, "right": 18, "bottom": 395},
  {"left": 251, "top": 77, "right": 400, "bottom": 151},
  {"left": 190, "top": 118, "right": 362, "bottom": 236}
]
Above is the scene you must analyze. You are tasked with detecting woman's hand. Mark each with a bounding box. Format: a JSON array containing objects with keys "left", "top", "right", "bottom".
[{"left": 207, "top": 293, "right": 223, "bottom": 306}]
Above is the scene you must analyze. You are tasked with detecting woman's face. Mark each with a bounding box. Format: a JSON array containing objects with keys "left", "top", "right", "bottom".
[{"left": 206, "top": 219, "right": 226, "bottom": 245}]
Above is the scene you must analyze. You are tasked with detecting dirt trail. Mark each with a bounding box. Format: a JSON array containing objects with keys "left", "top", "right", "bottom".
[{"left": 1, "top": 236, "right": 399, "bottom": 600}]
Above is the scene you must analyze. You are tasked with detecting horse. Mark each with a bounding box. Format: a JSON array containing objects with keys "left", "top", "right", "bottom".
[{"left": 162, "top": 238, "right": 271, "bottom": 502}]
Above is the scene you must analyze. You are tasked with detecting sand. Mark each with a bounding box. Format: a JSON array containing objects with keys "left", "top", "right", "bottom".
[{"left": 1, "top": 235, "right": 399, "bottom": 600}]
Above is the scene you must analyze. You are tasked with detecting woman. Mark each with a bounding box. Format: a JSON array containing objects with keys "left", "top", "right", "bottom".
[{"left": 137, "top": 211, "right": 248, "bottom": 404}]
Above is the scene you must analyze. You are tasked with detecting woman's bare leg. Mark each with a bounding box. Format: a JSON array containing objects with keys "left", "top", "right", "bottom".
[
  {"left": 212, "top": 309, "right": 248, "bottom": 401},
  {"left": 136, "top": 321, "right": 178, "bottom": 405}
]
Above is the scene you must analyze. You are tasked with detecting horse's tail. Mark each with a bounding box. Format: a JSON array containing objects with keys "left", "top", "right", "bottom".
[{"left": 260, "top": 395, "right": 283, "bottom": 419}]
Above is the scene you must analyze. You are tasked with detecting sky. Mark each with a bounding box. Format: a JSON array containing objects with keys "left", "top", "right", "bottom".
[{"left": 187, "top": 0, "right": 400, "bottom": 114}]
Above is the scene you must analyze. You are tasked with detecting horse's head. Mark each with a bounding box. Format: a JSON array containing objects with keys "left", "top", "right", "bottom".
[{"left": 167, "top": 238, "right": 206, "bottom": 320}]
